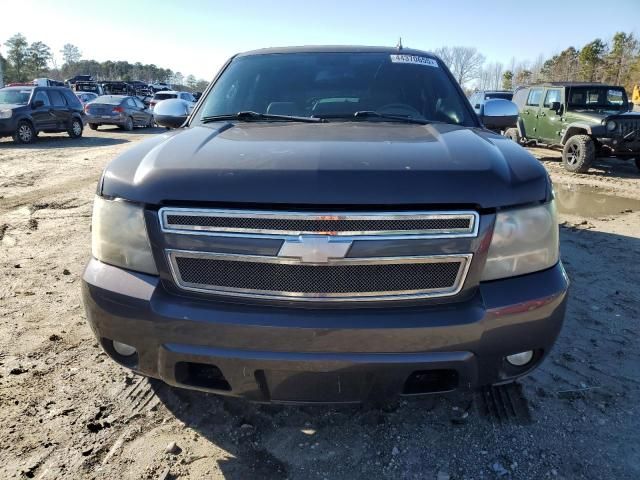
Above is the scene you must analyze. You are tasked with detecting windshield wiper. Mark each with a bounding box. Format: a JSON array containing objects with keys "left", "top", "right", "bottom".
[
  {"left": 317, "top": 110, "right": 430, "bottom": 125},
  {"left": 201, "top": 111, "right": 325, "bottom": 124}
]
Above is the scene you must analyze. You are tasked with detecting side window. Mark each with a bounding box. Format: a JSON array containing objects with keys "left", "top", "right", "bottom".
[
  {"left": 543, "top": 89, "right": 562, "bottom": 107},
  {"left": 62, "top": 89, "right": 82, "bottom": 108},
  {"left": 133, "top": 98, "right": 145, "bottom": 109},
  {"left": 49, "top": 90, "right": 66, "bottom": 107},
  {"left": 526, "top": 89, "right": 543, "bottom": 106},
  {"left": 126, "top": 98, "right": 136, "bottom": 107},
  {"left": 33, "top": 90, "right": 51, "bottom": 106}
]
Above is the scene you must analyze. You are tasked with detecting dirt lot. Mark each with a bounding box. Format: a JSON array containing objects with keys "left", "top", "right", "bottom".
[{"left": 1, "top": 128, "right": 639, "bottom": 480}]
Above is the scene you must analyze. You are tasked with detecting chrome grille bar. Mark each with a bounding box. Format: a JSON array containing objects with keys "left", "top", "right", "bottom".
[{"left": 159, "top": 208, "right": 479, "bottom": 239}]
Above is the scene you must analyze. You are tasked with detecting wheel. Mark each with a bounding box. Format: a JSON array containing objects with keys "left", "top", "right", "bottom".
[
  {"left": 123, "top": 116, "right": 134, "bottom": 131},
  {"left": 12, "top": 121, "right": 36, "bottom": 144},
  {"left": 504, "top": 127, "right": 521, "bottom": 143},
  {"left": 67, "top": 118, "right": 83, "bottom": 138},
  {"left": 635, "top": 158, "right": 640, "bottom": 171},
  {"left": 146, "top": 116, "right": 155, "bottom": 128},
  {"left": 89, "top": 124, "right": 99, "bottom": 131},
  {"left": 562, "top": 135, "right": 595, "bottom": 173}
]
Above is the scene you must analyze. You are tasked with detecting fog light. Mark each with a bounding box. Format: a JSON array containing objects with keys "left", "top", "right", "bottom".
[
  {"left": 505, "top": 350, "right": 534, "bottom": 367},
  {"left": 112, "top": 341, "right": 137, "bottom": 357}
]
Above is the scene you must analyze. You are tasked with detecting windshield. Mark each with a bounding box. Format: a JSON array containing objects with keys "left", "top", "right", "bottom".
[
  {"left": 196, "top": 52, "right": 474, "bottom": 126},
  {"left": 567, "top": 87, "right": 628, "bottom": 111},
  {"left": 0, "top": 88, "right": 32, "bottom": 105}
]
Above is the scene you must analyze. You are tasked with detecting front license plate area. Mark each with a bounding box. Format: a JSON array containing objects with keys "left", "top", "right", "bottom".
[{"left": 262, "top": 370, "right": 372, "bottom": 403}]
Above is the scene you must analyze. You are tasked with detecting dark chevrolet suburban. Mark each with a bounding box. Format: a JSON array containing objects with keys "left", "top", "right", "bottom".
[{"left": 82, "top": 46, "right": 568, "bottom": 404}]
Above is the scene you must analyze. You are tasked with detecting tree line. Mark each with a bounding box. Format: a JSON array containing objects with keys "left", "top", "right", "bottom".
[
  {"left": 439, "top": 32, "right": 639, "bottom": 94},
  {"left": 2, "top": 31, "right": 639, "bottom": 95},
  {"left": 0, "top": 33, "right": 209, "bottom": 92}
]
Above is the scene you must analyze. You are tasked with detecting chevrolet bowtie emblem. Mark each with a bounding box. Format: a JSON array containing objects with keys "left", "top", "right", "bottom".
[{"left": 278, "top": 236, "right": 352, "bottom": 263}]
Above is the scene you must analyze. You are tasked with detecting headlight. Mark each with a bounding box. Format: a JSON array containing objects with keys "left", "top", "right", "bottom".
[
  {"left": 91, "top": 196, "right": 158, "bottom": 275},
  {"left": 482, "top": 201, "right": 559, "bottom": 281},
  {"left": 606, "top": 120, "right": 617, "bottom": 132},
  {"left": 0, "top": 109, "right": 12, "bottom": 119}
]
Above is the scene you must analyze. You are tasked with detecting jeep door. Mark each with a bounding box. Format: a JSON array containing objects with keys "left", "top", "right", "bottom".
[
  {"left": 30, "top": 90, "right": 57, "bottom": 131},
  {"left": 537, "top": 88, "right": 564, "bottom": 143},
  {"left": 521, "top": 88, "right": 543, "bottom": 138}
]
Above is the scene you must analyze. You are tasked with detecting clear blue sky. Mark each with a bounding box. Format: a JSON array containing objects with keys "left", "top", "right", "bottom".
[{"left": 3, "top": 0, "right": 639, "bottom": 80}]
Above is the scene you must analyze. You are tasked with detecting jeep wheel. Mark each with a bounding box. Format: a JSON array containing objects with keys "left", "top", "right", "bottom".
[
  {"left": 504, "top": 128, "right": 520, "bottom": 144},
  {"left": 89, "top": 124, "right": 99, "bottom": 131},
  {"left": 12, "top": 121, "right": 36, "bottom": 144},
  {"left": 68, "top": 118, "right": 83, "bottom": 139},
  {"left": 562, "top": 135, "right": 595, "bottom": 173}
]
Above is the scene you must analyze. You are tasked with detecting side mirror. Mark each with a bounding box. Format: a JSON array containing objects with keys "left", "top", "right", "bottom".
[
  {"left": 153, "top": 99, "right": 190, "bottom": 129},
  {"left": 549, "top": 101, "right": 561, "bottom": 112},
  {"left": 480, "top": 99, "right": 519, "bottom": 130},
  {"left": 32, "top": 100, "right": 44, "bottom": 109}
]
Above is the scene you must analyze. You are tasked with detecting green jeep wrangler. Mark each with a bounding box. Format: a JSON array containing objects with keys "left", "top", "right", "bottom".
[{"left": 506, "top": 82, "right": 639, "bottom": 173}]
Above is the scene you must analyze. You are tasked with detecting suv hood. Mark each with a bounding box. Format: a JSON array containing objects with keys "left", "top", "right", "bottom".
[
  {"left": 568, "top": 109, "right": 629, "bottom": 122},
  {"left": 102, "top": 122, "right": 549, "bottom": 209}
]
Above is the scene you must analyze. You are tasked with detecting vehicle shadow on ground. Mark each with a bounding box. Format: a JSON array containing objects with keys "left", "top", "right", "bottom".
[
  {"left": 94, "top": 126, "right": 167, "bottom": 135},
  {"left": 0, "top": 136, "right": 130, "bottom": 149},
  {"left": 150, "top": 379, "right": 467, "bottom": 479}
]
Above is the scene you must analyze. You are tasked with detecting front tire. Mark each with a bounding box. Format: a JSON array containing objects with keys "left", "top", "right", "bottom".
[
  {"left": 68, "top": 118, "right": 83, "bottom": 139},
  {"left": 504, "top": 127, "right": 521, "bottom": 143},
  {"left": 634, "top": 158, "right": 640, "bottom": 171},
  {"left": 13, "top": 121, "right": 36, "bottom": 144},
  {"left": 562, "top": 135, "right": 595, "bottom": 173},
  {"left": 89, "top": 124, "right": 99, "bottom": 131}
]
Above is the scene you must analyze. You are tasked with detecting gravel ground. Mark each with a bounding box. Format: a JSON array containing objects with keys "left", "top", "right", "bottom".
[{"left": 1, "top": 128, "right": 639, "bottom": 479}]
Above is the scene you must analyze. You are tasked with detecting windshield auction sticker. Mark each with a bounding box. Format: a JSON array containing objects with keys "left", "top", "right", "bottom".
[{"left": 390, "top": 54, "right": 439, "bottom": 67}]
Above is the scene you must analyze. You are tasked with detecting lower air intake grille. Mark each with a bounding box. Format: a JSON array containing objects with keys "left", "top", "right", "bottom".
[{"left": 168, "top": 251, "right": 470, "bottom": 301}]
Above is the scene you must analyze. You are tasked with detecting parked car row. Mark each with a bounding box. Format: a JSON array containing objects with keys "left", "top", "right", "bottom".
[{"left": 0, "top": 85, "right": 165, "bottom": 143}]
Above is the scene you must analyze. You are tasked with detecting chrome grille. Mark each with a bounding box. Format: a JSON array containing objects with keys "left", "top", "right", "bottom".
[
  {"left": 167, "top": 251, "right": 472, "bottom": 301},
  {"left": 160, "top": 208, "right": 478, "bottom": 238},
  {"left": 160, "top": 208, "right": 477, "bottom": 302}
]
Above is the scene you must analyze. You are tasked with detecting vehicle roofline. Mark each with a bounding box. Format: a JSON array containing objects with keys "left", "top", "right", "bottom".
[{"left": 235, "top": 45, "right": 440, "bottom": 59}]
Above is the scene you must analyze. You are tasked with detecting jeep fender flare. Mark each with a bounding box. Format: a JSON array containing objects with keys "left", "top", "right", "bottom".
[{"left": 560, "top": 123, "right": 605, "bottom": 145}]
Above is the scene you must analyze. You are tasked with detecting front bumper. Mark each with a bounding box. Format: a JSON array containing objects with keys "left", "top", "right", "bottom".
[
  {"left": 82, "top": 259, "right": 568, "bottom": 403},
  {"left": 0, "top": 117, "right": 18, "bottom": 136}
]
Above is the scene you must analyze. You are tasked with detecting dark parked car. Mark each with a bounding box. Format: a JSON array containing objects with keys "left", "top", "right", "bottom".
[
  {"left": 74, "top": 81, "right": 104, "bottom": 96},
  {"left": 82, "top": 46, "right": 567, "bottom": 404},
  {"left": 84, "top": 95, "right": 154, "bottom": 131},
  {"left": 66, "top": 74, "right": 93, "bottom": 85},
  {"left": 469, "top": 90, "right": 514, "bottom": 115},
  {"left": 0, "top": 86, "right": 84, "bottom": 144},
  {"left": 507, "top": 82, "right": 640, "bottom": 172}
]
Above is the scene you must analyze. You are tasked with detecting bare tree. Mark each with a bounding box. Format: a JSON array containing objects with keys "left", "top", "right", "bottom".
[{"left": 435, "top": 46, "right": 485, "bottom": 86}]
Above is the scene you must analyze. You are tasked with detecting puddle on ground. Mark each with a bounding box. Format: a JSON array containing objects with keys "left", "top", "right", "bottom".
[{"left": 553, "top": 183, "right": 640, "bottom": 218}]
